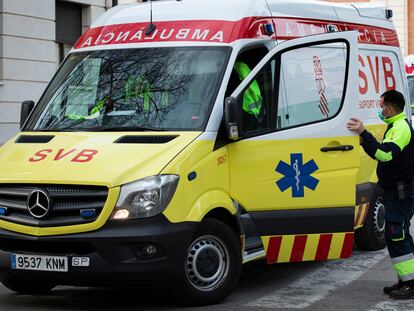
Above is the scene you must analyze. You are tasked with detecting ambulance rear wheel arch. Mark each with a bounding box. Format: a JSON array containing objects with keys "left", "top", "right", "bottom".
[{"left": 355, "top": 186, "right": 386, "bottom": 251}]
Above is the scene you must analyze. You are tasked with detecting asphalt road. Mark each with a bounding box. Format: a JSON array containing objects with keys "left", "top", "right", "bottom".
[{"left": 0, "top": 248, "right": 414, "bottom": 311}]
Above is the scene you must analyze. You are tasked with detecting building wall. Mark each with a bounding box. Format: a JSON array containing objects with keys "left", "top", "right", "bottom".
[
  {"left": 0, "top": 0, "right": 111, "bottom": 145},
  {"left": 0, "top": 0, "right": 55, "bottom": 143},
  {"left": 408, "top": 0, "right": 414, "bottom": 55}
]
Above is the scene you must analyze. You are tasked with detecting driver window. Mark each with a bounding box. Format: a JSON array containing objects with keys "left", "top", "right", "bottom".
[{"left": 226, "top": 46, "right": 271, "bottom": 134}]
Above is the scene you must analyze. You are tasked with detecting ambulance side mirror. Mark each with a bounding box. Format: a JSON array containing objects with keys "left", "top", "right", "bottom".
[
  {"left": 20, "top": 100, "right": 35, "bottom": 129},
  {"left": 224, "top": 97, "right": 240, "bottom": 141}
]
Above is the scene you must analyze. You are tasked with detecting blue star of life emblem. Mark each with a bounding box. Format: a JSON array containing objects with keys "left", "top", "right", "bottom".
[{"left": 275, "top": 153, "right": 319, "bottom": 198}]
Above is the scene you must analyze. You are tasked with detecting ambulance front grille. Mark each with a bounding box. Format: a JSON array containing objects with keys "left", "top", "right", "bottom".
[{"left": 0, "top": 184, "right": 108, "bottom": 227}]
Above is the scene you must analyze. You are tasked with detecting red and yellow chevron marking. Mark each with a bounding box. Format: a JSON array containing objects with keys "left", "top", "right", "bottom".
[
  {"left": 354, "top": 203, "right": 369, "bottom": 229},
  {"left": 262, "top": 232, "right": 354, "bottom": 264}
]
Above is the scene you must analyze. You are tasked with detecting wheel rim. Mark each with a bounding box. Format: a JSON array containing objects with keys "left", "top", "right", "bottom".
[
  {"left": 185, "top": 235, "right": 230, "bottom": 292},
  {"left": 373, "top": 197, "right": 385, "bottom": 240}
]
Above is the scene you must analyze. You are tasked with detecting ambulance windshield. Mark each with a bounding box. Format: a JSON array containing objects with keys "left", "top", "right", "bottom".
[{"left": 25, "top": 47, "right": 230, "bottom": 131}]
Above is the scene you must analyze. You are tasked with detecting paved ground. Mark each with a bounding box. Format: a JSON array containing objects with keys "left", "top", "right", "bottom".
[{"left": 0, "top": 248, "right": 414, "bottom": 311}]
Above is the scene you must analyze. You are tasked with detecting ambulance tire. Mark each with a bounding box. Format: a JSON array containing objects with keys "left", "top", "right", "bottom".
[
  {"left": 354, "top": 188, "right": 386, "bottom": 251},
  {"left": 176, "top": 218, "right": 242, "bottom": 306},
  {"left": 0, "top": 275, "right": 55, "bottom": 294}
]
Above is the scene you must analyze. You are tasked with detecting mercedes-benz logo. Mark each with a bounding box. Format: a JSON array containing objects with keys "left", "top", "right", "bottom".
[{"left": 27, "top": 190, "right": 51, "bottom": 219}]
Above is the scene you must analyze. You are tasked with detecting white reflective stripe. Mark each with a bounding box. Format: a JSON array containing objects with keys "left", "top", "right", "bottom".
[
  {"left": 400, "top": 272, "right": 414, "bottom": 282},
  {"left": 391, "top": 253, "right": 414, "bottom": 265}
]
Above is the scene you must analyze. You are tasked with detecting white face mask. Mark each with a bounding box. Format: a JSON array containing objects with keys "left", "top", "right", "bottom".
[{"left": 377, "top": 106, "right": 390, "bottom": 122}]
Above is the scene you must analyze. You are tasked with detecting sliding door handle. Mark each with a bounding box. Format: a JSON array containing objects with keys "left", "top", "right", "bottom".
[{"left": 320, "top": 145, "right": 354, "bottom": 152}]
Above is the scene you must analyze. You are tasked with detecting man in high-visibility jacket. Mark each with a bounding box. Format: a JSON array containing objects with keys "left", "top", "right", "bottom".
[
  {"left": 347, "top": 90, "right": 414, "bottom": 299},
  {"left": 66, "top": 98, "right": 105, "bottom": 120},
  {"left": 234, "top": 61, "right": 262, "bottom": 119}
]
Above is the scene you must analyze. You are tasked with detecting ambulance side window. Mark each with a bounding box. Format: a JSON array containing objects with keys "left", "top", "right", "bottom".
[
  {"left": 227, "top": 46, "right": 271, "bottom": 133},
  {"left": 238, "top": 61, "right": 273, "bottom": 133},
  {"left": 276, "top": 43, "right": 347, "bottom": 129}
]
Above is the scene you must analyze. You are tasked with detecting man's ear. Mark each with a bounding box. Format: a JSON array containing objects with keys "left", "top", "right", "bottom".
[{"left": 387, "top": 104, "right": 396, "bottom": 114}]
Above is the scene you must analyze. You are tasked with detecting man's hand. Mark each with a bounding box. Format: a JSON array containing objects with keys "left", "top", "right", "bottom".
[{"left": 347, "top": 118, "right": 366, "bottom": 135}]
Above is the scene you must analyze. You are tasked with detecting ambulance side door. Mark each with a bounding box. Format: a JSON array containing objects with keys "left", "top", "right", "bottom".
[{"left": 227, "top": 32, "right": 360, "bottom": 245}]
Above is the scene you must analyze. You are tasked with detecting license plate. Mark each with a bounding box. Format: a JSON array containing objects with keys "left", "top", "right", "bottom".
[{"left": 11, "top": 254, "right": 68, "bottom": 272}]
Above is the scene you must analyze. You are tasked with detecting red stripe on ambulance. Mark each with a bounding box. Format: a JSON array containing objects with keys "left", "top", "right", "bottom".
[
  {"left": 315, "top": 234, "right": 333, "bottom": 261},
  {"left": 340, "top": 233, "right": 355, "bottom": 259},
  {"left": 273, "top": 17, "right": 399, "bottom": 47},
  {"left": 266, "top": 236, "right": 283, "bottom": 264},
  {"left": 290, "top": 235, "right": 308, "bottom": 262},
  {"left": 265, "top": 233, "right": 354, "bottom": 264},
  {"left": 74, "top": 16, "right": 399, "bottom": 49}
]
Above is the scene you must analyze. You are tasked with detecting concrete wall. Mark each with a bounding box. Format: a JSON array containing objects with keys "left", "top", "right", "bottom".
[
  {"left": 0, "top": 0, "right": 110, "bottom": 145},
  {"left": 0, "top": 0, "right": 56, "bottom": 143}
]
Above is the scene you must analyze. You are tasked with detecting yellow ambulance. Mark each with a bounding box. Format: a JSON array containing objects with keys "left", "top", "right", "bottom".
[{"left": 0, "top": 0, "right": 410, "bottom": 305}]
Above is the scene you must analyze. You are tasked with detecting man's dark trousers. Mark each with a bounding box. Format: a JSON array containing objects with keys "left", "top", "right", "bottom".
[{"left": 383, "top": 183, "right": 414, "bottom": 283}]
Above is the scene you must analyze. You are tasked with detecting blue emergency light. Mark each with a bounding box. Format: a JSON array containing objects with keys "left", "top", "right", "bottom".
[
  {"left": 80, "top": 209, "right": 96, "bottom": 219},
  {"left": 262, "top": 23, "right": 275, "bottom": 35}
]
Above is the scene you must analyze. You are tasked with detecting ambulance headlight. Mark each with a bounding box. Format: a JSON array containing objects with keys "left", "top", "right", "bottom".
[{"left": 111, "top": 175, "right": 179, "bottom": 220}]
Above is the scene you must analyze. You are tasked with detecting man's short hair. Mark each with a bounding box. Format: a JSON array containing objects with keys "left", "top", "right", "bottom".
[{"left": 381, "top": 90, "right": 405, "bottom": 112}]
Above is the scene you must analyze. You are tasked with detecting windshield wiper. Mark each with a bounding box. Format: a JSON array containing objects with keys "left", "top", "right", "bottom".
[
  {"left": 85, "top": 126, "right": 163, "bottom": 132},
  {"left": 39, "top": 117, "right": 92, "bottom": 132},
  {"left": 31, "top": 128, "right": 79, "bottom": 132},
  {"left": 30, "top": 126, "right": 164, "bottom": 132}
]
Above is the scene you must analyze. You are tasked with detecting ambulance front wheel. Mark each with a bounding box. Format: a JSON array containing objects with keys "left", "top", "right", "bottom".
[
  {"left": 176, "top": 218, "right": 242, "bottom": 306},
  {"left": 355, "top": 188, "right": 386, "bottom": 251}
]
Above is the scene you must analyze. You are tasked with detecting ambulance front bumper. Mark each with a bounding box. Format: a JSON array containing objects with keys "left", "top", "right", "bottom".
[{"left": 0, "top": 215, "right": 197, "bottom": 287}]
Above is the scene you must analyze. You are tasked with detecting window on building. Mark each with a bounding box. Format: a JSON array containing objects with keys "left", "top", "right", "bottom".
[{"left": 56, "top": 1, "right": 82, "bottom": 63}]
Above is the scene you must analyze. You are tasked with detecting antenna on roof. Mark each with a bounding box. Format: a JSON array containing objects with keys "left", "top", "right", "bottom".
[{"left": 146, "top": 0, "right": 156, "bottom": 36}]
